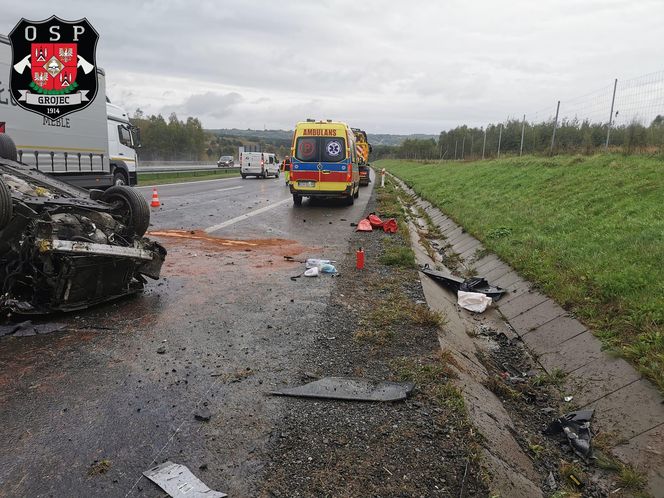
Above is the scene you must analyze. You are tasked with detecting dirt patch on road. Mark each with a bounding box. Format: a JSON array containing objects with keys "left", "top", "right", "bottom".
[{"left": 148, "top": 229, "right": 295, "bottom": 251}]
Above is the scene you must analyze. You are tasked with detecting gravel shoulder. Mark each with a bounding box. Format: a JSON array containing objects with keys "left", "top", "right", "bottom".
[{"left": 259, "top": 185, "right": 488, "bottom": 497}]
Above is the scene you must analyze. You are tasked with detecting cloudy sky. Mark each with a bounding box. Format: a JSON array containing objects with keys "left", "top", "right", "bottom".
[{"left": 3, "top": 0, "right": 663, "bottom": 133}]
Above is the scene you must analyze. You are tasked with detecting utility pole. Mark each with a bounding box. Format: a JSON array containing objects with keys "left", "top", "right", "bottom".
[
  {"left": 454, "top": 139, "right": 458, "bottom": 160},
  {"left": 550, "top": 100, "right": 560, "bottom": 155},
  {"left": 482, "top": 128, "right": 487, "bottom": 160},
  {"left": 461, "top": 135, "right": 466, "bottom": 160},
  {"left": 605, "top": 78, "right": 618, "bottom": 151},
  {"left": 497, "top": 124, "right": 503, "bottom": 158},
  {"left": 519, "top": 114, "right": 526, "bottom": 156}
]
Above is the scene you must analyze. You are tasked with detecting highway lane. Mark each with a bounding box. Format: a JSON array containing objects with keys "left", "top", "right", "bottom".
[{"left": 0, "top": 171, "right": 375, "bottom": 497}]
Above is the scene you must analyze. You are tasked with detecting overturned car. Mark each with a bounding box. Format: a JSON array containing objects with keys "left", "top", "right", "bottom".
[{"left": 0, "top": 136, "right": 166, "bottom": 315}]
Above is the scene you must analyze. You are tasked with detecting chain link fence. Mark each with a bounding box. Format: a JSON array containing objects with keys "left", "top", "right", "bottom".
[{"left": 437, "top": 70, "right": 664, "bottom": 159}]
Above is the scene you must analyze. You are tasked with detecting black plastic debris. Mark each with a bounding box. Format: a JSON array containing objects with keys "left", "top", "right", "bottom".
[
  {"left": 544, "top": 409, "right": 594, "bottom": 459},
  {"left": 420, "top": 264, "right": 506, "bottom": 300},
  {"left": 271, "top": 377, "right": 414, "bottom": 402},
  {"left": 0, "top": 320, "right": 66, "bottom": 337}
]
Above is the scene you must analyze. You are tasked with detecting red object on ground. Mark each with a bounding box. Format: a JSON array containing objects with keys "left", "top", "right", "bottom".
[
  {"left": 356, "top": 248, "right": 365, "bottom": 270},
  {"left": 383, "top": 218, "right": 398, "bottom": 233},
  {"left": 356, "top": 219, "right": 372, "bottom": 231},
  {"left": 368, "top": 214, "right": 383, "bottom": 228},
  {"left": 150, "top": 187, "right": 161, "bottom": 208}
]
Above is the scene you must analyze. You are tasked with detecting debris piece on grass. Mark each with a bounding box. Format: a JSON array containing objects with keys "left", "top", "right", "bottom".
[
  {"left": 368, "top": 213, "right": 383, "bottom": 228},
  {"left": 143, "top": 461, "right": 227, "bottom": 498},
  {"left": 382, "top": 218, "right": 398, "bottom": 233},
  {"left": 544, "top": 409, "right": 594, "bottom": 459},
  {"left": 270, "top": 376, "right": 414, "bottom": 402},
  {"left": 457, "top": 291, "right": 493, "bottom": 313}
]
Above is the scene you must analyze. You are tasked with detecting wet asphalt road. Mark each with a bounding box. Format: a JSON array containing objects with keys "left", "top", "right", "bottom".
[{"left": 0, "top": 173, "right": 374, "bottom": 497}]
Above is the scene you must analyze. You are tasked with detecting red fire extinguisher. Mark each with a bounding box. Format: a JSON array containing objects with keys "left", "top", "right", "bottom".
[{"left": 356, "top": 247, "right": 365, "bottom": 270}]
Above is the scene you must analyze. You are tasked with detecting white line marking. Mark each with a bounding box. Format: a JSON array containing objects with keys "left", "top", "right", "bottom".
[
  {"left": 204, "top": 197, "right": 291, "bottom": 233},
  {"left": 136, "top": 176, "right": 239, "bottom": 189},
  {"left": 215, "top": 186, "right": 243, "bottom": 192}
]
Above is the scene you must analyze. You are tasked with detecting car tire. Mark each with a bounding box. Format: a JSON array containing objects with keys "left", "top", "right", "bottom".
[
  {"left": 0, "top": 177, "right": 12, "bottom": 230},
  {"left": 101, "top": 186, "right": 150, "bottom": 237},
  {"left": 346, "top": 193, "right": 355, "bottom": 206},
  {"left": 353, "top": 185, "right": 359, "bottom": 199},
  {"left": 241, "top": 174, "right": 247, "bottom": 179},
  {"left": 113, "top": 169, "right": 129, "bottom": 186},
  {"left": 0, "top": 134, "right": 18, "bottom": 162},
  {"left": 275, "top": 170, "right": 280, "bottom": 178},
  {"left": 293, "top": 194, "right": 302, "bottom": 206}
]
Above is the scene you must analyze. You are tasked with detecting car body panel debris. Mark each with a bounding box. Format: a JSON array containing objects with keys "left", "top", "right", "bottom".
[
  {"left": 420, "top": 265, "right": 506, "bottom": 300},
  {"left": 0, "top": 155, "right": 166, "bottom": 315},
  {"left": 0, "top": 320, "right": 66, "bottom": 337},
  {"left": 143, "top": 461, "right": 227, "bottom": 498},
  {"left": 544, "top": 409, "right": 594, "bottom": 459},
  {"left": 271, "top": 377, "right": 414, "bottom": 402}
]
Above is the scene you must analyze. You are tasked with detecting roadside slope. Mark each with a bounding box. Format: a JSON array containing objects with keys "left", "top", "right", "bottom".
[{"left": 379, "top": 155, "right": 664, "bottom": 391}]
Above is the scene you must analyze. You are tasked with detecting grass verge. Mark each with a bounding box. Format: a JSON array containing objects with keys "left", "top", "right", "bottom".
[
  {"left": 379, "top": 155, "right": 664, "bottom": 392},
  {"left": 138, "top": 168, "right": 240, "bottom": 186}
]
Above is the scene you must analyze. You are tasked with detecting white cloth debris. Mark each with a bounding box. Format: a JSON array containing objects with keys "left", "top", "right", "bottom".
[{"left": 457, "top": 290, "right": 492, "bottom": 313}]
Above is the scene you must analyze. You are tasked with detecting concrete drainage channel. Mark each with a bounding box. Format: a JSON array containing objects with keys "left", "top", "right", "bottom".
[{"left": 388, "top": 173, "right": 664, "bottom": 497}]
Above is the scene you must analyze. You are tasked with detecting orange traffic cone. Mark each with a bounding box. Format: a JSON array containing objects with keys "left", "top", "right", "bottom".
[{"left": 150, "top": 187, "right": 161, "bottom": 208}]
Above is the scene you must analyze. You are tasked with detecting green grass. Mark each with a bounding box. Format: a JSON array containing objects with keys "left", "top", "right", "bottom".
[
  {"left": 379, "top": 155, "right": 664, "bottom": 391},
  {"left": 138, "top": 168, "right": 239, "bottom": 186}
]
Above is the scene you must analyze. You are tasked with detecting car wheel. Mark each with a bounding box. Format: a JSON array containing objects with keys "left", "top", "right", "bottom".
[
  {"left": 241, "top": 174, "right": 247, "bottom": 179},
  {"left": 0, "top": 177, "right": 12, "bottom": 230},
  {"left": 353, "top": 185, "right": 359, "bottom": 199},
  {"left": 275, "top": 170, "right": 280, "bottom": 178},
  {"left": 113, "top": 169, "right": 129, "bottom": 186},
  {"left": 293, "top": 194, "right": 302, "bottom": 206},
  {"left": 0, "top": 134, "right": 18, "bottom": 162},
  {"left": 346, "top": 193, "right": 355, "bottom": 206},
  {"left": 101, "top": 186, "right": 150, "bottom": 237}
]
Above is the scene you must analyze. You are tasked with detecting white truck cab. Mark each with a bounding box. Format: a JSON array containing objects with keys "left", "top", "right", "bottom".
[
  {"left": 106, "top": 103, "right": 139, "bottom": 185},
  {"left": 240, "top": 151, "right": 279, "bottom": 179}
]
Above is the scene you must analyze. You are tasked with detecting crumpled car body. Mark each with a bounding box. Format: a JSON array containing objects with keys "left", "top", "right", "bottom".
[{"left": 0, "top": 156, "right": 166, "bottom": 315}]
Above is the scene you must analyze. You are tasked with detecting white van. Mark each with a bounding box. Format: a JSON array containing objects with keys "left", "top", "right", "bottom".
[{"left": 240, "top": 151, "right": 279, "bottom": 179}]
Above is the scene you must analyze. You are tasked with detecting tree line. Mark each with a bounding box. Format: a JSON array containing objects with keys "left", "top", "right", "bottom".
[
  {"left": 132, "top": 109, "right": 207, "bottom": 161},
  {"left": 373, "top": 116, "right": 664, "bottom": 160}
]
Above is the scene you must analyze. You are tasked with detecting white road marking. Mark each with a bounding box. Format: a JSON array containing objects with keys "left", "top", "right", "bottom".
[
  {"left": 136, "top": 176, "right": 239, "bottom": 189},
  {"left": 204, "top": 197, "right": 291, "bottom": 233},
  {"left": 215, "top": 186, "right": 243, "bottom": 192}
]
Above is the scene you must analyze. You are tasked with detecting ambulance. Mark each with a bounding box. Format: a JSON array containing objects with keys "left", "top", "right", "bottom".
[{"left": 289, "top": 119, "right": 359, "bottom": 206}]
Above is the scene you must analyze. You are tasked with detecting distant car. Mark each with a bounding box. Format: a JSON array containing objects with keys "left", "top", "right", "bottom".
[
  {"left": 217, "top": 155, "right": 234, "bottom": 167},
  {"left": 359, "top": 165, "right": 371, "bottom": 186}
]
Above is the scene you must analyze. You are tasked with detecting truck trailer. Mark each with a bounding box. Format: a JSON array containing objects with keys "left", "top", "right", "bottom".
[{"left": 0, "top": 34, "right": 138, "bottom": 189}]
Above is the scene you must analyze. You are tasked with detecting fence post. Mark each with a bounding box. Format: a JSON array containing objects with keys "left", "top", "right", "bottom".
[
  {"left": 461, "top": 135, "right": 466, "bottom": 160},
  {"left": 605, "top": 78, "right": 618, "bottom": 151},
  {"left": 497, "top": 124, "right": 503, "bottom": 158},
  {"left": 482, "top": 128, "right": 487, "bottom": 160},
  {"left": 519, "top": 114, "right": 526, "bottom": 156},
  {"left": 550, "top": 100, "right": 560, "bottom": 154},
  {"left": 454, "top": 139, "right": 458, "bottom": 160}
]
